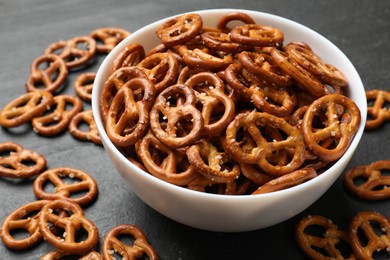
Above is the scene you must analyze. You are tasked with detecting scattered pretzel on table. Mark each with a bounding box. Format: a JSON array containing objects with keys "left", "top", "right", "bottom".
[
  {"left": 25, "top": 54, "right": 68, "bottom": 93},
  {"left": 365, "top": 89, "right": 390, "bottom": 129},
  {"left": 349, "top": 211, "right": 390, "bottom": 259},
  {"left": 344, "top": 160, "right": 390, "bottom": 200},
  {"left": 0, "top": 90, "right": 54, "bottom": 128},
  {"left": 33, "top": 167, "right": 98, "bottom": 207},
  {"left": 38, "top": 199, "right": 99, "bottom": 255},
  {"left": 69, "top": 110, "right": 102, "bottom": 145},
  {"left": 102, "top": 224, "right": 159, "bottom": 260},
  {"left": 44, "top": 35, "right": 97, "bottom": 69},
  {"left": 295, "top": 215, "right": 356, "bottom": 259},
  {"left": 74, "top": 72, "right": 96, "bottom": 102},
  {"left": 32, "top": 94, "right": 83, "bottom": 136},
  {"left": 0, "top": 141, "right": 46, "bottom": 179},
  {"left": 0, "top": 200, "right": 50, "bottom": 250}
]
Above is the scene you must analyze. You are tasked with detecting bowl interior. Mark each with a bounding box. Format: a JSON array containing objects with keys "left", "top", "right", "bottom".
[{"left": 92, "top": 9, "right": 366, "bottom": 231}]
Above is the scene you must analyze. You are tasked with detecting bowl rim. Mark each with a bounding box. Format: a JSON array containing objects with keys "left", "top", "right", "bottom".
[{"left": 92, "top": 8, "right": 367, "bottom": 202}]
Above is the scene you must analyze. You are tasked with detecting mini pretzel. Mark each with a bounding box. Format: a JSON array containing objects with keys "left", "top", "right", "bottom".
[
  {"left": 106, "top": 77, "right": 156, "bottom": 147},
  {"left": 68, "top": 110, "right": 102, "bottom": 145},
  {"left": 102, "top": 224, "right": 159, "bottom": 260},
  {"left": 252, "top": 167, "right": 317, "bottom": 194},
  {"left": 185, "top": 72, "right": 235, "bottom": 136},
  {"left": 74, "top": 72, "right": 96, "bottom": 102},
  {"left": 302, "top": 93, "right": 361, "bottom": 161},
  {"left": 110, "top": 43, "right": 145, "bottom": 74},
  {"left": 230, "top": 24, "right": 284, "bottom": 47},
  {"left": 271, "top": 48, "right": 330, "bottom": 98},
  {"left": 365, "top": 89, "right": 390, "bottom": 129},
  {"left": 349, "top": 211, "right": 390, "bottom": 259},
  {"left": 186, "top": 138, "right": 241, "bottom": 182},
  {"left": 100, "top": 66, "right": 148, "bottom": 121},
  {"left": 182, "top": 47, "right": 233, "bottom": 71},
  {"left": 156, "top": 13, "right": 203, "bottom": 47},
  {"left": 237, "top": 51, "right": 293, "bottom": 87},
  {"left": 344, "top": 160, "right": 390, "bottom": 200},
  {"left": 239, "top": 163, "right": 274, "bottom": 186},
  {"left": 137, "top": 52, "right": 179, "bottom": 92},
  {"left": 224, "top": 63, "right": 296, "bottom": 117},
  {"left": 45, "top": 36, "right": 97, "bottom": 69},
  {"left": 89, "top": 27, "right": 131, "bottom": 53},
  {"left": 149, "top": 84, "right": 204, "bottom": 148},
  {"left": 38, "top": 199, "right": 99, "bottom": 255},
  {"left": 285, "top": 42, "right": 348, "bottom": 87},
  {"left": 217, "top": 11, "right": 255, "bottom": 33},
  {"left": 295, "top": 215, "right": 355, "bottom": 259},
  {"left": 224, "top": 110, "right": 305, "bottom": 175},
  {"left": 32, "top": 95, "right": 83, "bottom": 136},
  {"left": 1, "top": 200, "right": 49, "bottom": 250},
  {"left": 33, "top": 167, "right": 98, "bottom": 206},
  {"left": 25, "top": 54, "right": 68, "bottom": 93},
  {"left": 0, "top": 90, "right": 54, "bottom": 128},
  {"left": 137, "top": 131, "right": 200, "bottom": 186},
  {"left": 201, "top": 31, "right": 250, "bottom": 53},
  {"left": 0, "top": 142, "right": 46, "bottom": 179}
]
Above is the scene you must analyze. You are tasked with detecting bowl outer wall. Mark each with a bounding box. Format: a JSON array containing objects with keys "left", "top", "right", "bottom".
[{"left": 92, "top": 9, "right": 367, "bottom": 232}]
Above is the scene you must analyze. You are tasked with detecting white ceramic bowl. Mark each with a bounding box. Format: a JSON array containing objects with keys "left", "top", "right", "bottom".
[{"left": 92, "top": 9, "right": 367, "bottom": 232}]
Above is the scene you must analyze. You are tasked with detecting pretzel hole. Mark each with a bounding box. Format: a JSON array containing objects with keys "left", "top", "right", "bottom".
[
  {"left": 74, "top": 119, "right": 91, "bottom": 133},
  {"left": 378, "top": 168, "right": 390, "bottom": 177},
  {"left": 150, "top": 148, "right": 169, "bottom": 166},
  {"left": 42, "top": 181, "right": 57, "bottom": 193},
  {"left": 351, "top": 175, "right": 368, "bottom": 187},
  {"left": 20, "top": 157, "right": 38, "bottom": 168},
  {"left": 372, "top": 250, "right": 389, "bottom": 260},
  {"left": 116, "top": 233, "right": 136, "bottom": 247},
  {"left": 164, "top": 94, "right": 181, "bottom": 108},
  {"left": 304, "top": 224, "right": 354, "bottom": 258},
  {"left": 74, "top": 226, "right": 90, "bottom": 243},
  {"left": 0, "top": 148, "right": 17, "bottom": 158},
  {"left": 75, "top": 41, "right": 91, "bottom": 52},
  {"left": 63, "top": 53, "right": 84, "bottom": 64},
  {"left": 80, "top": 77, "right": 94, "bottom": 87},
  {"left": 153, "top": 64, "right": 170, "bottom": 84},
  {"left": 50, "top": 46, "right": 66, "bottom": 56},
  {"left": 176, "top": 118, "right": 195, "bottom": 137},
  {"left": 302, "top": 224, "right": 337, "bottom": 257},
  {"left": 60, "top": 176, "right": 82, "bottom": 185},
  {"left": 9, "top": 228, "right": 32, "bottom": 240},
  {"left": 0, "top": 162, "right": 17, "bottom": 170}
]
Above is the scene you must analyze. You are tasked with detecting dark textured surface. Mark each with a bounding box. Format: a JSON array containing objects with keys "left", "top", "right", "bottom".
[{"left": 0, "top": 0, "right": 389, "bottom": 259}]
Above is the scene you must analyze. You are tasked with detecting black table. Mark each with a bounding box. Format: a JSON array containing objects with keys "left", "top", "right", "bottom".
[{"left": 1, "top": 0, "right": 389, "bottom": 259}]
